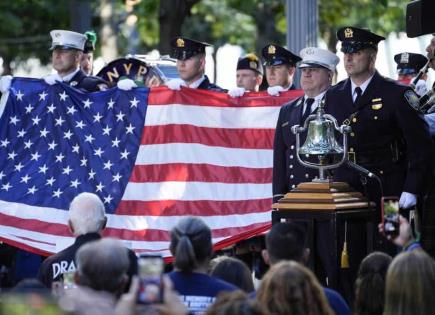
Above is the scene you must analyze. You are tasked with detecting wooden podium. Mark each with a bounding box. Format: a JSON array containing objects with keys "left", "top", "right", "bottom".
[
  {"left": 272, "top": 181, "right": 375, "bottom": 210},
  {"left": 271, "top": 181, "right": 376, "bottom": 294}
]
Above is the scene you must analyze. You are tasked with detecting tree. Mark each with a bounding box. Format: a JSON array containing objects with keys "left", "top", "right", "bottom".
[
  {"left": 319, "top": 0, "right": 408, "bottom": 52},
  {"left": 0, "top": 1, "right": 70, "bottom": 74}
]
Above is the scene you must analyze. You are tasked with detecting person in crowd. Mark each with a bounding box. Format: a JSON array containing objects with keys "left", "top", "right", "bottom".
[
  {"left": 205, "top": 290, "right": 268, "bottom": 315},
  {"left": 353, "top": 252, "right": 392, "bottom": 315},
  {"left": 393, "top": 52, "right": 428, "bottom": 96},
  {"left": 37, "top": 192, "right": 137, "bottom": 288},
  {"left": 261, "top": 43, "right": 301, "bottom": 96},
  {"left": 228, "top": 53, "right": 263, "bottom": 97},
  {"left": 257, "top": 261, "right": 333, "bottom": 315},
  {"left": 57, "top": 238, "right": 130, "bottom": 315},
  {"left": 261, "top": 222, "right": 351, "bottom": 315},
  {"left": 80, "top": 30, "right": 97, "bottom": 75},
  {"left": 209, "top": 256, "right": 254, "bottom": 293},
  {"left": 383, "top": 249, "right": 435, "bottom": 315},
  {"left": 325, "top": 26, "right": 433, "bottom": 213},
  {"left": 168, "top": 216, "right": 237, "bottom": 314}
]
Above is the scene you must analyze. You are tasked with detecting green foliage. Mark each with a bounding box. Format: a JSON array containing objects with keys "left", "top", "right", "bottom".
[{"left": 0, "top": 0, "right": 70, "bottom": 67}]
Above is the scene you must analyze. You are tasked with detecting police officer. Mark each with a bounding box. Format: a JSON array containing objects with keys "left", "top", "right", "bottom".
[
  {"left": 165, "top": 37, "right": 225, "bottom": 92},
  {"left": 394, "top": 52, "right": 428, "bottom": 96},
  {"left": 80, "top": 30, "right": 97, "bottom": 76},
  {"left": 324, "top": 26, "right": 433, "bottom": 212},
  {"left": 228, "top": 53, "right": 263, "bottom": 97},
  {"left": 0, "top": 30, "right": 108, "bottom": 94},
  {"left": 273, "top": 47, "right": 339, "bottom": 202},
  {"left": 262, "top": 44, "right": 301, "bottom": 96}
]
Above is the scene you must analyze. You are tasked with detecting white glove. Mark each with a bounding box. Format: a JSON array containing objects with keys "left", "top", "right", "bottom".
[
  {"left": 166, "top": 78, "right": 187, "bottom": 90},
  {"left": 43, "top": 74, "right": 60, "bottom": 85},
  {"left": 117, "top": 78, "right": 137, "bottom": 91},
  {"left": 267, "top": 85, "right": 285, "bottom": 96},
  {"left": 0, "top": 75, "right": 12, "bottom": 93},
  {"left": 399, "top": 191, "right": 417, "bottom": 209},
  {"left": 414, "top": 79, "right": 428, "bottom": 97},
  {"left": 227, "top": 87, "right": 246, "bottom": 98}
]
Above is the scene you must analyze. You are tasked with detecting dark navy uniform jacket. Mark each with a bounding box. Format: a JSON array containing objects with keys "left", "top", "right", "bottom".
[
  {"left": 197, "top": 75, "right": 227, "bottom": 92},
  {"left": 324, "top": 71, "right": 433, "bottom": 201},
  {"left": 68, "top": 70, "right": 108, "bottom": 92},
  {"left": 37, "top": 233, "right": 138, "bottom": 288},
  {"left": 273, "top": 96, "right": 319, "bottom": 202}
]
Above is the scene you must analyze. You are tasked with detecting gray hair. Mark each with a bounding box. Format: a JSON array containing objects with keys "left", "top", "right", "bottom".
[
  {"left": 75, "top": 238, "right": 129, "bottom": 293},
  {"left": 69, "top": 192, "right": 106, "bottom": 235}
]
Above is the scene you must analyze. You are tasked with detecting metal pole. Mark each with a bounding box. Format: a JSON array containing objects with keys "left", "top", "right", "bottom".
[{"left": 286, "top": 0, "right": 318, "bottom": 88}]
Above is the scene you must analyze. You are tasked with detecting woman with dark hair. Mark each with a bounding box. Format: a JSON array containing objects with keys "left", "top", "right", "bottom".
[
  {"left": 168, "top": 217, "right": 237, "bottom": 314},
  {"left": 210, "top": 257, "right": 254, "bottom": 293},
  {"left": 384, "top": 249, "right": 435, "bottom": 315},
  {"left": 257, "top": 261, "right": 333, "bottom": 315},
  {"left": 354, "top": 252, "right": 392, "bottom": 315}
]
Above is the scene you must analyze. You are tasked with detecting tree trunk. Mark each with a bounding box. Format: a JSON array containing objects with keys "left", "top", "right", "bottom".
[
  {"left": 69, "top": 0, "right": 92, "bottom": 32},
  {"left": 158, "top": 0, "right": 201, "bottom": 55},
  {"left": 253, "top": 4, "right": 285, "bottom": 53},
  {"left": 100, "top": 0, "right": 118, "bottom": 62}
]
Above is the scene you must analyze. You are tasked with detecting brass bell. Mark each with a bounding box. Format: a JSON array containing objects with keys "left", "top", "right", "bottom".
[{"left": 299, "top": 111, "right": 344, "bottom": 156}]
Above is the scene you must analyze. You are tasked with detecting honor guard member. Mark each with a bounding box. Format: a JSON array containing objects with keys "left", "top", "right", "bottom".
[
  {"left": 45, "top": 30, "right": 108, "bottom": 91},
  {"left": 227, "top": 53, "right": 263, "bottom": 97},
  {"left": 165, "top": 37, "right": 225, "bottom": 92},
  {"left": 0, "top": 30, "right": 108, "bottom": 94},
  {"left": 80, "top": 30, "right": 97, "bottom": 75},
  {"left": 273, "top": 47, "right": 339, "bottom": 202},
  {"left": 394, "top": 52, "right": 428, "bottom": 96},
  {"left": 324, "top": 27, "right": 433, "bottom": 213},
  {"left": 272, "top": 48, "right": 341, "bottom": 287},
  {"left": 262, "top": 44, "right": 301, "bottom": 96}
]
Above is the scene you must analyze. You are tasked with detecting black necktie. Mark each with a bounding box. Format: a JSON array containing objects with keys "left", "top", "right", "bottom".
[
  {"left": 301, "top": 98, "right": 315, "bottom": 124},
  {"left": 354, "top": 87, "right": 362, "bottom": 104}
]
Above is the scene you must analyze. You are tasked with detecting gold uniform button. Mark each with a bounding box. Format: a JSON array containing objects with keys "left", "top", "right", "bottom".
[
  {"left": 352, "top": 117, "right": 357, "bottom": 123},
  {"left": 350, "top": 132, "right": 355, "bottom": 137},
  {"left": 374, "top": 116, "right": 378, "bottom": 120},
  {"left": 379, "top": 170, "right": 384, "bottom": 175},
  {"left": 289, "top": 165, "right": 293, "bottom": 169},
  {"left": 290, "top": 155, "right": 294, "bottom": 159},
  {"left": 290, "top": 175, "right": 294, "bottom": 179},
  {"left": 305, "top": 173, "right": 309, "bottom": 178},
  {"left": 291, "top": 184, "right": 296, "bottom": 189},
  {"left": 349, "top": 147, "right": 354, "bottom": 152}
]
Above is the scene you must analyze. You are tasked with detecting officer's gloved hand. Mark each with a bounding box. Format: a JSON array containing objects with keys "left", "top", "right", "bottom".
[
  {"left": 267, "top": 85, "right": 285, "bottom": 96},
  {"left": 414, "top": 79, "right": 428, "bottom": 97},
  {"left": 43, "top": 74, "right": 60, "bottom": 85},
  {"left": 166, "top": 78, "right": 187, "bottom": 91},
  {"left": 117, "top": 78, "right": 137, "bottom": 91},
  {"left": 0, "top": 75, "right": 12, "bottom": 93},
  {"left": 399, "top": 191, "right": 417, "bottom": 209},
  {"left": 227, "top": 87, "right": 246, "bottom": 98}
]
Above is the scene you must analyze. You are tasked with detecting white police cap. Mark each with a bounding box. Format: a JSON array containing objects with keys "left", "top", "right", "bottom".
[
  {"left": 49, "top": 30, "right": 87, "bottom": 51},
  {"left": 298, "top": 47, "right": 339, "bottom": 72}
]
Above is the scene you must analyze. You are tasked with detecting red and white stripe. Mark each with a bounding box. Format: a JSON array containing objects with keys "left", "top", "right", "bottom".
[{"left": 0, "top": 87, "right": 302, "bottom": 257}]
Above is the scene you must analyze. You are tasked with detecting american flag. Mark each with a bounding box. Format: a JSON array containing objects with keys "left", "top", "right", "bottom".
[{"left": 0, "top": 78, "right": 302, "bottom": 257}]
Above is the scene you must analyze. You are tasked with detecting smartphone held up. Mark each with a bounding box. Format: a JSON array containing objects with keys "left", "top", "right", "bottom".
[
  {"left": 382, "top": 196, "right": 400, "bottom": 237},
  {"left": 137, "top": 255, "right": 164, "bottom": 304}
]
